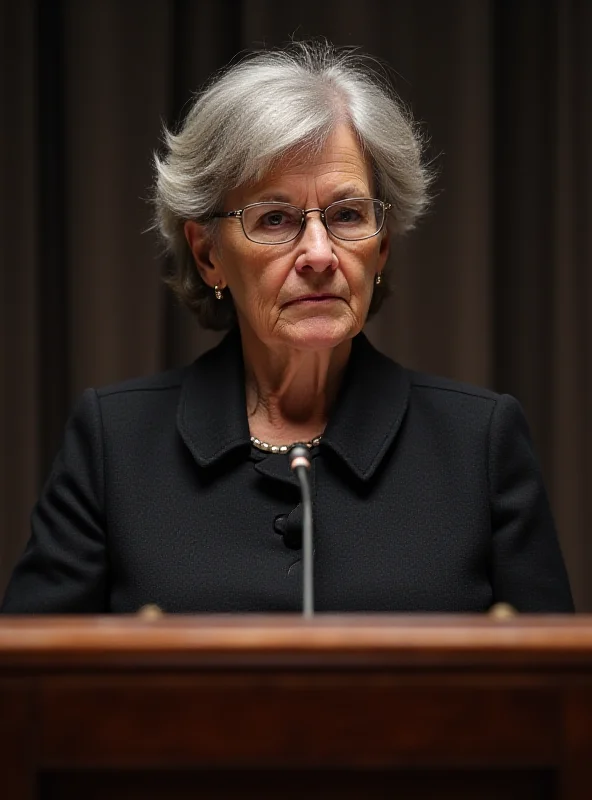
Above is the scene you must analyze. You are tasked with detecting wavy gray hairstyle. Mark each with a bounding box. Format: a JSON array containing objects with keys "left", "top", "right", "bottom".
[{"left": 153, "top": 41, "right": 432, "bottom": 330}]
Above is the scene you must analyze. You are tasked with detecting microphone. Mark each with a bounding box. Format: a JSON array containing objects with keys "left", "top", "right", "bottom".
[{"left": 288, "top": 444, "right": 314, "bottom": 617}]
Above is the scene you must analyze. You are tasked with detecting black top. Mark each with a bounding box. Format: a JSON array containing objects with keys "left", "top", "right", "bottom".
[{"left": 1, "top": 330, "right": 574, "bottom": 613}]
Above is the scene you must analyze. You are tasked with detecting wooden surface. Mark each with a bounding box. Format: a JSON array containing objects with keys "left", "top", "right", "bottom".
[
  {"left": 3, "top": 614, "right": 592, "bottom": 667},
  {"left": 1, "top": 615, "right": 591, "bottom": 799}
]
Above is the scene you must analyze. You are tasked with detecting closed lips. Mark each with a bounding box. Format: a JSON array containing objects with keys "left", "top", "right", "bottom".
[{"left": 285, "top": 294, "right": 342, "bottom": 305}]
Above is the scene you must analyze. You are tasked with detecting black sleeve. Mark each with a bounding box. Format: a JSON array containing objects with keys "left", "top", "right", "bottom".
[
  {"left": 1, "top": 389, "right": 108, "bottom": 613},
  {"left": 488, "top": 393, "right": 574, "bottom": 612}
]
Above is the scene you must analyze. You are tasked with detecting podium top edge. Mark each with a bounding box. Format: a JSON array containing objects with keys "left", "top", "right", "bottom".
[{"left": 1, "top": 614, "right": 592, "bottom": 670}]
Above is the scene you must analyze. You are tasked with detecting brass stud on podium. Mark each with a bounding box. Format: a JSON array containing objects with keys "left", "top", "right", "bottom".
[
  {"left": 137, "top": 603, "right": 164, "bottom": 619},
  {"left": 488, "top": 602, "right": 518, "bottom": 619}
]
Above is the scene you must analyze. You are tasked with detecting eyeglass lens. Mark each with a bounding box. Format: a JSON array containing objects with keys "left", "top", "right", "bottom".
[{"left": 242, "top": 199, "right": 385, "bottom": 243}]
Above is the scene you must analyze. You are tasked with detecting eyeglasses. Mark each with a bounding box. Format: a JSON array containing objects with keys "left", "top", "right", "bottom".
[{"left": 211, "top": 198, "right": 391, "bottom": 245}]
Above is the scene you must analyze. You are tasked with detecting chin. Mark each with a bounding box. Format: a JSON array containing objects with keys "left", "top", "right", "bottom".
[{"left": 278, "top": 317, "right": 359, "bottom": 351}]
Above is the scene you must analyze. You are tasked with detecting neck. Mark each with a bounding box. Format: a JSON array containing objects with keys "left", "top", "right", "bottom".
[{"left": 241, "top": 328, "right": 352, "bottom": 443}]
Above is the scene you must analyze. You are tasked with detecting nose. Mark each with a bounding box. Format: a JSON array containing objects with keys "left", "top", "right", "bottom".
[{"left": 294, "top": 211, "right": 336, "bottom": 273}]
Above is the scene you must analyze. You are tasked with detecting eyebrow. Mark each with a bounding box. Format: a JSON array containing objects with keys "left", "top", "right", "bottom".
[
  {"left": 253, "top": 185, "right": 369, "bottom": 206},
  {"left": 255, "top": 193, "right": 293, "bottom": 204},
  {"left": 330, "top": 184, "right": 369, "bottom": 202}
]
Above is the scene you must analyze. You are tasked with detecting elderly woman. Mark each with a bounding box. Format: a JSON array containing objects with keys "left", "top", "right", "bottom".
[{"left": 2, "top": 43, "right": 573, "bottom": 613}]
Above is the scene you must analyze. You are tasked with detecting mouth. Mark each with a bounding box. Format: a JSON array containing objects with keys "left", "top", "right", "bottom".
[{"left": 284, "top": 294, "right": 342, "bottom": 307}]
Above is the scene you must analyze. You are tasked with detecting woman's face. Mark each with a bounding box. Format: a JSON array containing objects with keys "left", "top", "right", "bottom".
[{"left": 188, "top": 124, "right": 390, "bottom": 352}]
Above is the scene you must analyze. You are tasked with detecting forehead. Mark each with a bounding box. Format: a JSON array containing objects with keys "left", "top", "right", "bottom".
[{"left": 230, "top": 125, "right": 373, "bottom": 205}]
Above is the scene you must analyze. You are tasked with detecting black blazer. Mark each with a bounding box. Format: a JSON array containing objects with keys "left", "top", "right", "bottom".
[{"left": 1, "top": 330, "right": 574, "bottom": 613}]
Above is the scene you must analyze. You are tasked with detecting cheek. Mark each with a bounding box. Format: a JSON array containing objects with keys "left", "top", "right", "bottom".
[
  {"left": 248, "top": 262, "right": 290, "bottom": 311},
  {"left": 223, "top": 249, "right": 290, "bottom": 319},
  {"left": 343, "top": 245, "right": 381, "bottom": 291}
]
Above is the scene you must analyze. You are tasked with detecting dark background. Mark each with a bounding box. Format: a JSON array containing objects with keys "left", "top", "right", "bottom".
[{"left": 1, "top": 0, "right": 590, "bottom": 607}]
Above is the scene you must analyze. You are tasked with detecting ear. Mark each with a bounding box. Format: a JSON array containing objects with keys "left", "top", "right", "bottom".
[
  {"left": 184, "top": 221, "right": 225, "bottom": 289},
  {"left": 377, "top": 226, "right": 390, "bottom": 272}
]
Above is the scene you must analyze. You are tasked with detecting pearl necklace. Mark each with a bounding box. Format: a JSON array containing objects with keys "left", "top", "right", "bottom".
[{"left": 250, "top": 435, "right": 322, "bottom": 454}]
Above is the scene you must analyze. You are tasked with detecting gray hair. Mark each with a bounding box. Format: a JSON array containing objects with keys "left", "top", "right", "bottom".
[{"left": 153, "top": 41, "right": 432, "bottom": 330}]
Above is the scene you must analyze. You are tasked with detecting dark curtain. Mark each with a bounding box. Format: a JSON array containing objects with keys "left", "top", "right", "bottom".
[{"left": 1, "top": 0, "right": 591, "bottom": 607}]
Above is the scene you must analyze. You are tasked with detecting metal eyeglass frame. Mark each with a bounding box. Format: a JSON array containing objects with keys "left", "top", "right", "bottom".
[{"left": 211, "top": 198, "right": 392, "bottom": 244}]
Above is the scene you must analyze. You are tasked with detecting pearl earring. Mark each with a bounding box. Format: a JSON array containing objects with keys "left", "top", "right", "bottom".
[
  {"left": 375, "top": 273, "right": 382, "bottom": 286},
  {"left": 214, "top": 285, "right": 223, "bottom": 300}
]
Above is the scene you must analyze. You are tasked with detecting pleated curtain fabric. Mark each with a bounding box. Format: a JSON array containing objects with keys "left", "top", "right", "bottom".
[{"left": 1, "top": 0, "right": 591, "bottom": 607}]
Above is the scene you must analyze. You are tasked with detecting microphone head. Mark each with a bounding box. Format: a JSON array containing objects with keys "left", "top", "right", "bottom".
[{"left": 288, "top": 444, "right": 311, "bottom": 471}]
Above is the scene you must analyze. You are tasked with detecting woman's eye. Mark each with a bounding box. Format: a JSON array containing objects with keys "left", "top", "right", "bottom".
[
  {"left": 262, "top": 212, "right": 287, "bottom": 227},
  {"left": 332, "top": 207, "right": 362, "bottom": 223}
]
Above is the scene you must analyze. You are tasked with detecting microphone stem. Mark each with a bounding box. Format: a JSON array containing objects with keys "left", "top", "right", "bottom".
[{"left": 294, "top": 465, "right": 314, "bottom": 617}]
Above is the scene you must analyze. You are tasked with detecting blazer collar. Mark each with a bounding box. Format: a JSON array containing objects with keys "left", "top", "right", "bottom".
[
  {"left": 177, "top": 329, "right": 251, "bottom": 469},
  {"left": 321, "top": 333, "right": 410, "bottom": 481},
  {"left": 177, "top": 328, "right": 410, "bottom": 482}
]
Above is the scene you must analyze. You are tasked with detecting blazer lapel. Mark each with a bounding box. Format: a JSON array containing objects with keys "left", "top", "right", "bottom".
[
  {"left": 177, "top": 329, "right": 251, "bottom": 468},
  {"left": 321, "top": 334, "right": 410, "bottom": 482}
]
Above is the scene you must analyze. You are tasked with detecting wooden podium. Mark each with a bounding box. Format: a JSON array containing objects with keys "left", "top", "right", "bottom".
[{"left": 1, "top": 615, "right": 592, "bottom": 799}]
